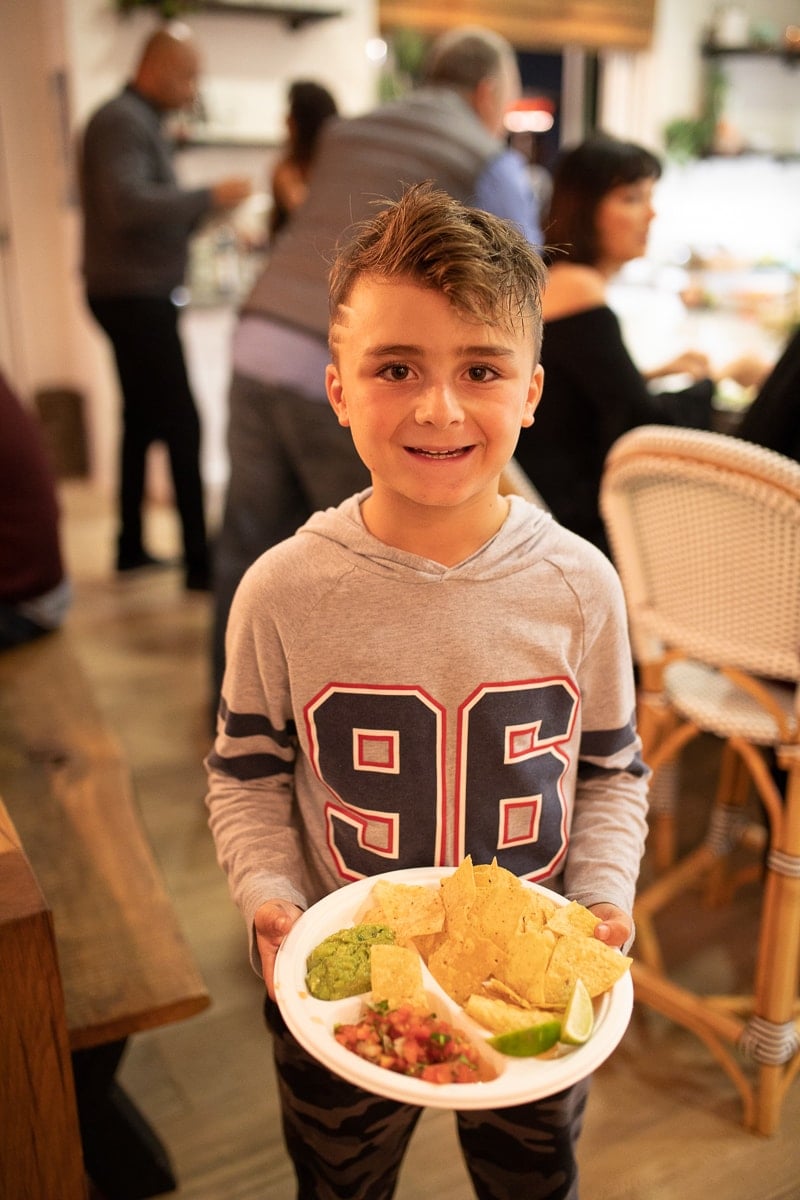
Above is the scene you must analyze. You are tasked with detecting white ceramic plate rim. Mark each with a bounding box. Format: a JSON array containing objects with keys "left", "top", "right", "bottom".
[{"left": 274, "top": 866, "right": 633, "bottom": 1110}]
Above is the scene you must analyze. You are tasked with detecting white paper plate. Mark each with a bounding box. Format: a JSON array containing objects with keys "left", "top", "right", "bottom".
[{"left": 274, "top": 867, "right": 633, "bottom": 1110}]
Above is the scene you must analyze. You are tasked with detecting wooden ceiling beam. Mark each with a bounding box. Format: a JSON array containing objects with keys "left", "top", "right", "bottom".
[{"left": 378, "top": 0, "right": 656, "bottom": 52}]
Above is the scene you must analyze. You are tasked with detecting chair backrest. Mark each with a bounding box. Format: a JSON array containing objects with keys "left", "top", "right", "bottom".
[{"left": 599, "top": 425, "right": 800, "bottom": 683}]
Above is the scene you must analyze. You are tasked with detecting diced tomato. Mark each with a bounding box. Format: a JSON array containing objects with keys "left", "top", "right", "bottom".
[{"left": 334, "top": 1004, "right": 480, "bottom": 1084}]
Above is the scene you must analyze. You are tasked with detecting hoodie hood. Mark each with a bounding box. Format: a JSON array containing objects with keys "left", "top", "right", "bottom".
[{"left": 298, "top": 490, "right": 556, "bottom": 584}]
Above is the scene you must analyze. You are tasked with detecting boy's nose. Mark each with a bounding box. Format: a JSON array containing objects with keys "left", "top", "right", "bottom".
[{"left": 414, "top": 383, "right": 464, "bottom": 426}]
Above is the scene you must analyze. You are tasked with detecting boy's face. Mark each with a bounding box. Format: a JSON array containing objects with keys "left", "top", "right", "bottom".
[{"left": 326, "top": 275, "right": 543, "bottom": 520}]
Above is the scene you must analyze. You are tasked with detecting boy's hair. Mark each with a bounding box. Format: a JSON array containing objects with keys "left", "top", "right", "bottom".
[
  {"left": 545, "top": 131, "right": 662, "bottom": 267},
  {"left": 329, "top": 183, "right": 546, "bottom": 359}
]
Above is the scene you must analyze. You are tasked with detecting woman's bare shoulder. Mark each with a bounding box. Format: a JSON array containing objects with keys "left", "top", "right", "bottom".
[
  {"left": 543, "top": 262, "right": 607, "bottom": 321},
  {"left": 270, "top": 157, "right": 308, "bottom": 209}
]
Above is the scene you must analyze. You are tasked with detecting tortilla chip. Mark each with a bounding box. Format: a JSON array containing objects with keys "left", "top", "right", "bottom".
[
  {"left": 357, "top": 863, "right": 629, "bottom": 1031},
  {"left": 518, "top": 889, "right": 560, "bottom": 932},
  {"left": 470, "top": 884, "right": 530, "bottom": 954},
  {"left": 480, "top": 975, "right": 533, "bottom": 1008},
  {"left": 440, "top": 856, "right": 477, "bottom": 933},
  {"left": 368, "top": 880, "right": 445, "bottom": 943},
  {"left": 357, "top": 901, "right": 387, "bottom": 926},
  {"left": 543, "top": 935, "right": 632, "bottom": 1006},
  {"left": 546, "top": 901, "right": 600, "bottom": 938},
  {"left": 370, "top": 943, "right": 428, "bottom": 1010},
  {"left": 411, "top": 930, "right": 446, "bottom": 964},
  {"left": 501, "top": 930, "right": 554, "bottom": 1007},
  {"left": 473, "top": 859, "right": 521, "bottom": 891},
  {"left": 464, "top": 993, "right": 554, "bottom": 1035},
  {"left": 428, "top": 932, "right": 504, "bottom": 1006}
]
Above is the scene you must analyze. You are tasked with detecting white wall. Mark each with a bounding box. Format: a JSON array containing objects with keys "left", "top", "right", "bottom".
[{"left": 0, "top": 0, "right": 80, "bottom": 394}]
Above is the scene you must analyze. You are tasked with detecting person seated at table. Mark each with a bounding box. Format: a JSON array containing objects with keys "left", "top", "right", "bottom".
[
  {"left": 736, "top": 325, "right": 800, "bottom": 464},
  {"left": 0, "top": 371, "right": 72, "bottom": 650},
  {"left": 513, "top": 131, "right": 756, "bottom": 556}
]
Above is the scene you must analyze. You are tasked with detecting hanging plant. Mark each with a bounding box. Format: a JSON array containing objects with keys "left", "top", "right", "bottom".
[
  {"left": 663, "top": 64, "right": 729, "bottom": 162},
  {"left": 115, "top": 0, "right": 201, "bottom": 16},
  {"left": 378, "top": 29, "right": 429, "bottom": 102}
]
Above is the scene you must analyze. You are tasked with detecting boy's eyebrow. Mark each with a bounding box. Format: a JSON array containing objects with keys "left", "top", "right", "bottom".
[{"left": 363, "top": 342, "right": 518, "bottom": 359}]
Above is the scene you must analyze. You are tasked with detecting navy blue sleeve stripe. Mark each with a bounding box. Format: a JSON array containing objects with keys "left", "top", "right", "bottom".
[
  {"left": 206, "top": 749, "right": 295, "bottom": 781},
  {"left": 580, "top": 717, "right": 638, "bottom": 758},
  {"left": 220, "top": 698, "right": 296, "bottom": 746},
  {"left": 578, "top": 751, "right": 649, "bottom": 782}
]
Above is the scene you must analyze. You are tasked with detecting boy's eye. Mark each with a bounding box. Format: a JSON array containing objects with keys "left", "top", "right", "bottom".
[
  {"left": 467, "top": 365, "right": 498, "bottom": 382},
  {"left": 379, "top": 363, "right": 411, "bottom": 381}
]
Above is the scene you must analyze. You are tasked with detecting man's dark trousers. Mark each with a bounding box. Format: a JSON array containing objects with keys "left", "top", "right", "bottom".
[{"left": 89, "top": 294, "right": 209, "bottom": 580}]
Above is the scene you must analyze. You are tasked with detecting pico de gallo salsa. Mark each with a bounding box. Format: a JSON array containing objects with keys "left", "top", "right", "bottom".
[{"left": 334, "top": 1003, "right": 481, "bottom": 1084}]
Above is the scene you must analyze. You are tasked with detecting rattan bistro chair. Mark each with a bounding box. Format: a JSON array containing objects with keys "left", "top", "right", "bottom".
[{"left": 599, "top": 425, "right": 800, "bottom": 1135}]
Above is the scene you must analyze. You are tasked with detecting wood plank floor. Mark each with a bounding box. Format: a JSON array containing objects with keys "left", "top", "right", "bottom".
[{"left": 58, "top": 481, "right": 800, "bottom": 1200}]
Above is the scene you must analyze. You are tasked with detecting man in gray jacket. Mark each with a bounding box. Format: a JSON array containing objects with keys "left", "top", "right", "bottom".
[
  {"left": 212, "top": 25, "right": 542, "bottom": 705},
  {"left": 80, "top": 23, "right": 250, "bottom": 587}
]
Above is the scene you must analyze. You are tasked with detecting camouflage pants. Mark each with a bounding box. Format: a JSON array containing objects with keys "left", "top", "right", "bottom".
[{"left": 264, "top": 997, "right": 588, "bottom": 1200}]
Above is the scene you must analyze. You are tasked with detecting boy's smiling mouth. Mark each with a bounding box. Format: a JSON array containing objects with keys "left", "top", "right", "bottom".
[{"left": 406, "top": 446, "right": 474, "bottom": 458}]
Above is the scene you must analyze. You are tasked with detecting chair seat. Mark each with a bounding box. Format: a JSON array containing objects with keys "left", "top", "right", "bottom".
[{"left": 664, "top": 659, "right": 797, "bottom": 746}]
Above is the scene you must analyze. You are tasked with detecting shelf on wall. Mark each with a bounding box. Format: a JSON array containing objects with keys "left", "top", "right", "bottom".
[
  {"left": 200, "top": 1, "right": 344, "bottom": 28},
  {"left": 701, "top": 42, "right": 800, "bottom": 66}
]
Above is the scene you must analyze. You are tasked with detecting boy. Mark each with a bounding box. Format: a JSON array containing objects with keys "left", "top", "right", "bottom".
[{"left": 206, "top": 184, "right": 649, "bottom": 1200}]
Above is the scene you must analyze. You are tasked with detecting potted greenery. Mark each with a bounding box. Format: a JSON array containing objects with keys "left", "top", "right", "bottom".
[{"left": 664, "top": 63, "right": 728, "bottom": 162}]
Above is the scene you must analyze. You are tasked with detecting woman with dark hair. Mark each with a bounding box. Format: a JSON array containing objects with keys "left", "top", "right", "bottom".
[
  {"left": 268, "top": 81, "right": 339, "bottom": 242},
  {"left": 513, "top": 132, "right": 745, "bottom": 556}
]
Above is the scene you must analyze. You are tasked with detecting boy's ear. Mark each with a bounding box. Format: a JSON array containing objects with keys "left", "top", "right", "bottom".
[
  {"left": 326, "top": 363, "right": 350, "bottom": 426},
  {"left": 521, "top": 364, "right": 545, "bottom": 428}
]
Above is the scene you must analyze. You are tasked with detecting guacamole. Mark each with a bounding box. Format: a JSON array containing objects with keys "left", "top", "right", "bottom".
[{"left": 305, "top": 923, "right": 396, "bottom": 1001}]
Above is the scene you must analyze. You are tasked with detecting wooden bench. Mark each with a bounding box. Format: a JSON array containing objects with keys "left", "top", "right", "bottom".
[
  {"left": 0, "top": 631, "right": 210, "bottom": 1199},
  {"left": 0, "top": 797, "right": 85, "bottom": 1200}
]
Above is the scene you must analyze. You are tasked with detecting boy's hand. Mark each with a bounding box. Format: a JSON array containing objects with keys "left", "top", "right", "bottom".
[
  {"left": 588, "top": 902, "right": 632, "bottom": 950},
  {"left": 254, "top": 899, "right": 303, "bottom": 998}
]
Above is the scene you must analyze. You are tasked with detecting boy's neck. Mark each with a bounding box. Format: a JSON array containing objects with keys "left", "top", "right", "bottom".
[{"left": 360, "top": 488, "right": 510, "bottom": 567}]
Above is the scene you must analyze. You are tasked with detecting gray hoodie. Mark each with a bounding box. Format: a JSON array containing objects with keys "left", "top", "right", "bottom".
[{"left": 206, "top": 492, "right": 649, "bottom": 958}]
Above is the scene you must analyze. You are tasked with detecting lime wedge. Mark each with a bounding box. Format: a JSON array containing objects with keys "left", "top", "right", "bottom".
[
  {"left": 560, "top": 978, "right": 594, "bottom": 1046},
  {"left": 488, "top": 1019, "right": 562, "bottom": 1057}
]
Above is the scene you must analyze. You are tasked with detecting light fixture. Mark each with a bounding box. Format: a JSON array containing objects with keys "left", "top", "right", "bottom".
[
  {"left": 366, "top": 38, "right": 388, "bottom": 64},
  {"left": 504, "top": 97, "right": 556, "bottom": 135}
]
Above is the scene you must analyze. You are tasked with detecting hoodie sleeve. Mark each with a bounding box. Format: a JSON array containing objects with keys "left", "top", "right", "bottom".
[
  {"left": 560, "top": 555, "right": 650, "bottom": 922},
  {"left": 204, "top": 558, "right": 310, "bottom": 957}
]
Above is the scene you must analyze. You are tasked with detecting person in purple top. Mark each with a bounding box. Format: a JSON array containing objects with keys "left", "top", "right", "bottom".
[{"left": 0, "top": 371, "right": 71, "bottom": 649}]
